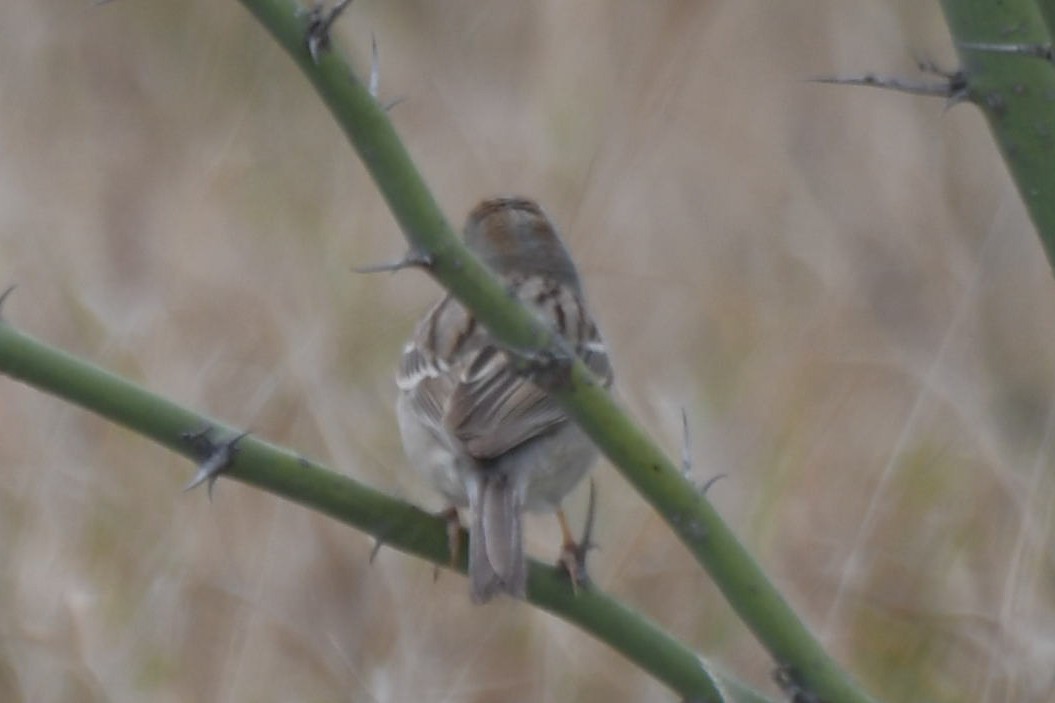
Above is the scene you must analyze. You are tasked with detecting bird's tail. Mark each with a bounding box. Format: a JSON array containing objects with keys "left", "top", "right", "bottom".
[{"left": 469, "top": 472, "right": 526, "bottom": 603}]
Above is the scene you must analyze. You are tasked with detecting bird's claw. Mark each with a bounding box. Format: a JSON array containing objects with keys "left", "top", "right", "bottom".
[{"left": 557, "top": 538, "right": 596, "bottom": 594}]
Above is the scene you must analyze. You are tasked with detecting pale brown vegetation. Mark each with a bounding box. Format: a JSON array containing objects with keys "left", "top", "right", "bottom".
[{"left": 1, "top": 1, "right": 1052, "bottom": 701}]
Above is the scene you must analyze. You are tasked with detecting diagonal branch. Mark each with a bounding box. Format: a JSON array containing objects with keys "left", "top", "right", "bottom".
[
  {"left": 232, "top": 0, "right": 879, "bottom": 702},
  {"left": 941, "top": 0, "right": 1055, "bottom": 272},
  {"left": 0, "top": 316, "right": 769, "bottom": 703}
]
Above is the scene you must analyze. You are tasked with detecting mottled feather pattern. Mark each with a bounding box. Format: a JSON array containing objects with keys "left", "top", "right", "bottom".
[
  {"left": 397, "top": 274, "right": 609, "bottom": 463},
  {"left": 395, "top": 197, "right": 612, "bottom": 602}
]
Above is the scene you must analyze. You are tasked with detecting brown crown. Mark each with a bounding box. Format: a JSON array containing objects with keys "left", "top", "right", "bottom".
[{"left": 463, "top": 197, "right": 580, "bottom": 287}]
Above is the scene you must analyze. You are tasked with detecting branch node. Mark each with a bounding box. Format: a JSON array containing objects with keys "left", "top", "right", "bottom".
[
  {"left": 305, "top": 0, "right": 353, "bottom": 64},
  {"left": 181, "top": 426, "right": 250, "bottom": 499},
  {"left": 773, "top": 664, "right": 821, "bottom": 703}
]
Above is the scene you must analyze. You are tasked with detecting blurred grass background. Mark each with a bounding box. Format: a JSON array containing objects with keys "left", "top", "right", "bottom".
[{"left": 2, "top": 1, "right": 1053, "bottom": 701}]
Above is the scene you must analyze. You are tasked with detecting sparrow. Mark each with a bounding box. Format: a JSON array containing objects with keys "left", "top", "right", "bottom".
[{"left": 395, "top": 197, "right": 613, "bottom": 603}]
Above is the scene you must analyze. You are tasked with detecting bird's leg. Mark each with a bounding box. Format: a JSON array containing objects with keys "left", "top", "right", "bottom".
[
  {"left": 432, "top": 506, "right": 463, "bottom": 581},
  {"left": 556, "top": 479, "right": 598, "bottom": 594}
]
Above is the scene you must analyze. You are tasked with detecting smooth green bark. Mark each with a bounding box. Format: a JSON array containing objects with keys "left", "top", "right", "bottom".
[
  {"left": 234, "top": 1, "right": 878, "bottom": 702},
  {"left": 0, "top": 319, "right": 771, "bottom": 702},
  {"left": 943, "top": 0, "right": 1055, "bottom": 270}
]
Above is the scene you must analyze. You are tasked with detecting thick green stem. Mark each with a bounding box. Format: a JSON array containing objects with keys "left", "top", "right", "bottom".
[
  {"left": 943, "top": 0, "right": 1055, "bottom": 271},
  {"left": 232, "top": 1, "right": 878, "bottom": 701},
  {"left": 0, "top": 319, "right": 775, "bottom": 702}
]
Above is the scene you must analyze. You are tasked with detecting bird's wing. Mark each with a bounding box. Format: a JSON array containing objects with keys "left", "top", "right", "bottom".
[
  {"left": 398, "top": 291, "right": 612, "bottom": 462},
  {"left": 446, "top": 324, "right": 612, "bottom": 461},
  {"left": 445, "top": 345, "right": 568, "bottom": 460}
]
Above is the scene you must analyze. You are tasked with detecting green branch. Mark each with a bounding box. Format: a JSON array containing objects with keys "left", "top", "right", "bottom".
[
  {"left": 942, "top": 0, "right": 1055, "bottom": 269},
  {"left": 815, "top": 3, "right": 1055, "bottom": 277},
  {"left": 0, "top": 317, "right": 772, "bottom": 703},
  {"left": 232, "top": 1, "right": 877, "bottom": 702}
]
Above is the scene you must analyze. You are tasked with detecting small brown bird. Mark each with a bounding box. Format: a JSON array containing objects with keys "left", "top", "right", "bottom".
[{"left": 396, "top": 197, "right": 613, "bottom": 603}]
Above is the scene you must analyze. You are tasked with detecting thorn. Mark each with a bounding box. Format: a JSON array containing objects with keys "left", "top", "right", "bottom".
[
  {"left": 698, "top": 474, "right": 726, "bottom": 495},
  {"left": 368, "top": 512, "right": 412, "bottom": 565},
  {"left": 680, "top": 407, "right": 692, "bottom": 476},
  {"left": 677, "top": 409, "right": 725, "bottom": 496},
  {"left": 958, "top": 41, "right": 1055, "bottom": 62},
  {"left": 0, "top": 284, "right": 16, "bottom": 318},
  {"left": 306, "top": 0, "right": 353, "bottom": 64},
  {"left": 369, "top": 536, "right": 385, "bottom": 564},
  {"left": 809, "top": 72, "right": 968, "bottom": 102},
  {"left": 352, "top": 249, "right": 433, "bottom": 274},
  {"left": 369, "top": 32, "right": 380, "bottom": 98},
  {"left": 181, "top": 426, "right": 250, "bottom": 500},
  {"left": 382, "top": 96, "right": 407, "bottom": 113}
]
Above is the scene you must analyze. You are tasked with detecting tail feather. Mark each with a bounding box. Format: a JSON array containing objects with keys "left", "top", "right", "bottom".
[{"left": 469, "top": 472, "right": 526, "bottom": 603}]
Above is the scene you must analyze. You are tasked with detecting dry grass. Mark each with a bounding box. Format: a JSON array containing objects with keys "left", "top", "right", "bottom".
[{"left": 2, "top": 1, "right": 1053, "bottom": 701}]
